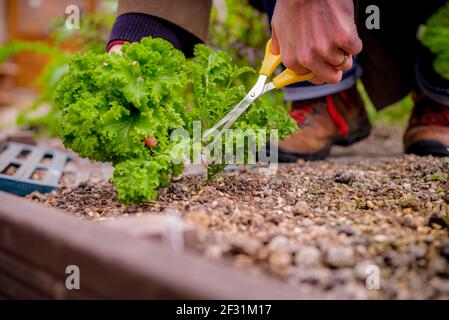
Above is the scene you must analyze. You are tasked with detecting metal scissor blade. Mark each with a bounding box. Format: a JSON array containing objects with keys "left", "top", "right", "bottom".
[
  {"left": 202, "top": 97, "right": 247, "bottom": 140},
  {"left": 206, "top": 98, "right": 252, "bottom": 149},
  {"left": 263, "top": 82, "right": 275, "bottom": 94},
  {"left": 202, "top": 75, "right": 267, "bottom": 146}
]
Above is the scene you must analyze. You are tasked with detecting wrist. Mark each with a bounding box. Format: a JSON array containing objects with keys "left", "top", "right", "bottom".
[
  {"left": 107, "top": 13, "right": 202, "bottom": 57},
  {"left": 107, "top": 13, "right": 183, "bottom": 51},
  {"left": 106, "top": 40, "right": 125, "bottom": 53}
]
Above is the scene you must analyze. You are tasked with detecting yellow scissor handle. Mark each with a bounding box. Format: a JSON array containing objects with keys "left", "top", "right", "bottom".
[
  {"left": 260, "top": 39, "right": 283, "bottom": 77},
  {"left": 259, "top": 39, "right": 314, "bottom": 89}
]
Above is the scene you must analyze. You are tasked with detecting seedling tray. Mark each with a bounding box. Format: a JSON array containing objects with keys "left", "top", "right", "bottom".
[{"left": 0, "top": 142, "right": 78, "bottom": 196}]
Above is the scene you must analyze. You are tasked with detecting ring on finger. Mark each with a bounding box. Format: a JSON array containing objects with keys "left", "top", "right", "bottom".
[{"left": 332, "top": 53, "right": 349, "bottom": 69}]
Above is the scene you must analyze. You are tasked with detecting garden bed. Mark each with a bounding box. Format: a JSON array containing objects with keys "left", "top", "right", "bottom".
[
  {"left": 25, "top": 126, "right": 449, "bottom": 299},
  {"left": 0, "top": 190, "right": 317, "bottom": 299},
  {"left": 2, "top": 125, "right": 449, "bottom": 299}
]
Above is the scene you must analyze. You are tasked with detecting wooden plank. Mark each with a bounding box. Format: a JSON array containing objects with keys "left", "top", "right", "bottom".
[
  {"left": 0, "top": 271, "right": 49, "bottom": 299},
  {"left": 0, "top": 249, "right": 95, "bottom": 299},
  {"left": 0, "top": 191, "right": 317, "bottom": 299}
]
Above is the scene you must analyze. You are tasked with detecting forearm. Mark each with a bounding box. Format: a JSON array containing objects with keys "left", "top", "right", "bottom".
[{"left": 108, "top": 0, "right": 212, "bottom": 56}]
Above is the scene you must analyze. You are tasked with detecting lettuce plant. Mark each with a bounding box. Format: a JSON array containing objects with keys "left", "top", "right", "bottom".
[{"left": 54, "top": 37, "right": 297, "bottom": 204}]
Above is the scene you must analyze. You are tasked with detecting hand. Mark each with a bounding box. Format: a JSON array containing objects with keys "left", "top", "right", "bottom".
[{"left": 271, "top": 0, "right": 362, "bottom": 84}]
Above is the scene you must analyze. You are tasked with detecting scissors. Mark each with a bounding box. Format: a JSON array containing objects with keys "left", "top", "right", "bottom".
[{"left": 202, "top": 39, "right": 314, "bottom": 150}]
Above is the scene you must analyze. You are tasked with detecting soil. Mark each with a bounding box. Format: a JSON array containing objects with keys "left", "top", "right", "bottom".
[
  {"left": 2, "top": 164, "right": 18, "bottom": 176},
  {"left": 26, "top": 125, "right": 449, "bottom": 299},
  {"left": 30, "top": 168, "right": 47, "bottom": 181}
]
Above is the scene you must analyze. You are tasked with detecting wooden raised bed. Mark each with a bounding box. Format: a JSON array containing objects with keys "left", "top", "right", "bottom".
[{"left": 0, "top": 191, "right": 315, "bottom": 299}]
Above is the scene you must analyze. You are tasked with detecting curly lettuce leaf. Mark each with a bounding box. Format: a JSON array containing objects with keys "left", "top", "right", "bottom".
[
  {"left": 55, "top": 38, "right": 187, "bottom": 164},
  {"left": 55, "top": 38, "right": 297, "bottom": 204},
  {"left": 187, "top": 44, "right": 297, "bottom": 164},
  {"left": 112, "top": 156, "right": 173, "bottom": 204}
]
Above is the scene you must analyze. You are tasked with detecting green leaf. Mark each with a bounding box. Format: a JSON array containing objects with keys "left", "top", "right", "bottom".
[{"left": 55, "top": 37, "right": 297, "bottom": 204}]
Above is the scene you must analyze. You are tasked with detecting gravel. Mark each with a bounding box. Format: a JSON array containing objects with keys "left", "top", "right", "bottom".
[
  {"left": 22, "top": 125, "right": 449, "bottom": 299},
  {"left": 27, "top": 152, "right": 449, "bottom": 299}
]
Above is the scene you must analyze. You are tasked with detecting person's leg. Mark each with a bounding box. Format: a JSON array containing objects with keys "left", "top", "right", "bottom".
[
  {"left": 263, "top": 0, "right": 370, "bottom": 161},
  {"left": 357, "top": 0, "right": 446, "bottom": 108},
  {"left": 265, "top": 0, "right": 449, "bottom": 160},
  {"left": 356, "top": 1, "right": 449, "bottom": 156},
  {"left": 108, "top": 0, "right": 212, "bottom": 56},
  {"left": 403, "top": 2, "right": 449, "bottom": 156},
  {"left": 356, "top": 1, "right": 417, "bottom": 109},
  {"left": 358, "top": 0, "right": 449, "bottom": 156}
]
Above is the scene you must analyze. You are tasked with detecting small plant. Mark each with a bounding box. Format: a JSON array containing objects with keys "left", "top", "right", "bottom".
[
  {"left": 426, "top": 173, "right": 446, "bottom": 182},
  {"left": 419, "top": 2, "right": 449, "bottom": 80}
]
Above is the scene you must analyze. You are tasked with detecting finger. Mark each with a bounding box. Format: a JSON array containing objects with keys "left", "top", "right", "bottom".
[
  {"left": 338, "top": 54, "right": 353, "bottom": 72},
  {"left": 298, "top": 55, "right": 343, "bottom": 84},
  {"left": 326, "top": 52, "right": 353, "bottom": 72},
  {"left": 283, "top": 51, "right": 338, "bottom": 84},
  {"left": 322, "top": 48, "right": 352, "bottom": 70},
  {"left": 309, "top": 77, "right": 326, "bottom": 85},
  {"left": 282, "top": 51, "right": 321, "bottom": 84},
  {"left": 271, "top": 28, "right": 280, "bottom": 55},
  {"left": 286, "top": 62, "right": 312, "bottom": 78},
  {"left": 280, "top": 46, "right": 312, "bottom": 76},
  {"left": 339, "top": 32, "right": 363, "bottom": 55}
]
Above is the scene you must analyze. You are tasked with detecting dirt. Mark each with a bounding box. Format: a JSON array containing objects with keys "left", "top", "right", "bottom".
[
  {"left": 58, "top": 172, "right": 77, "bottom": 186},
  {"left": 26, "top": 125, "right": 449, "bottom": 299},
  {"left": 2, "top": 164, "right": 18, "bottom": 176},
  {"left": 30, "top": 168, "right": 47, "bottom": 181}
]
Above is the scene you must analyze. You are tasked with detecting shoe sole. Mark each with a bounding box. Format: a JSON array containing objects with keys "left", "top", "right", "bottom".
[
  {"left": 277, "top": 142, "right": 332, "bottom": 162},
  {"left": 405, "top": 140, "right": 449, "bottom": 157},
  {"left": 334, "top": 118, "right": 372, "bottom": 146},
  {"left": 277, "top": 118, "right": 372, "bottom": 162}
]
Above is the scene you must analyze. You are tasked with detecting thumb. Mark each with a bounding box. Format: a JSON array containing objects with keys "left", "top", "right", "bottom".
[{"left": 270, "top": 28, "right": 280, "bottom": 55}]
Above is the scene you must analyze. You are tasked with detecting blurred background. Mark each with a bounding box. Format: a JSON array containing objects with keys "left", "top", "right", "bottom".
[
  {"left": 0, "top": 0, "right": 118, "bottom": 132},
  {"left": 0, "top": 0, "right": 412, "bottom": 138},
  {"left": 0, "top": 0, "right": 272, "bottom": 134}
]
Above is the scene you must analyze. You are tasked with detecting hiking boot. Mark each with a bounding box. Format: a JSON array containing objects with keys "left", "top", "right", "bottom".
[
  {"left": 404, "top": 93, "right": 449, "bottom": 157},
  {"left": 277, "top": 85, "right": 372, "bottom": 162}
]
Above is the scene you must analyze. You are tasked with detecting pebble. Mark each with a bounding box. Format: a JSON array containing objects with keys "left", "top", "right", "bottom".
[
  {"left": 366, "top": 200, "right": 376, "bottom": 210},
  {"left": 269, "top": 250, "right": 292, "bottom": 269},
  {"left": 294, "top": 267, "right": 332, "bottom": 287},
  {"left": 325, "top": 246, "right": 355, "bottom": 268},
  {"left": 294, "top": 246, "right": 321, "bottom": 266},
  {"left": 301, "top": 218, "right": 314, "bottom": 228},
  {"left": 428, "top": 215, "right": 449, "bottom": 229},
  {"left": 354, "top": 260, "right": 377, "bottom": 281},
  {"left": 233, "top": 254, "right": 254, "bottom": 268},
  {"left": 334, "top": 171, "right": 363, "bottom": 184}
]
